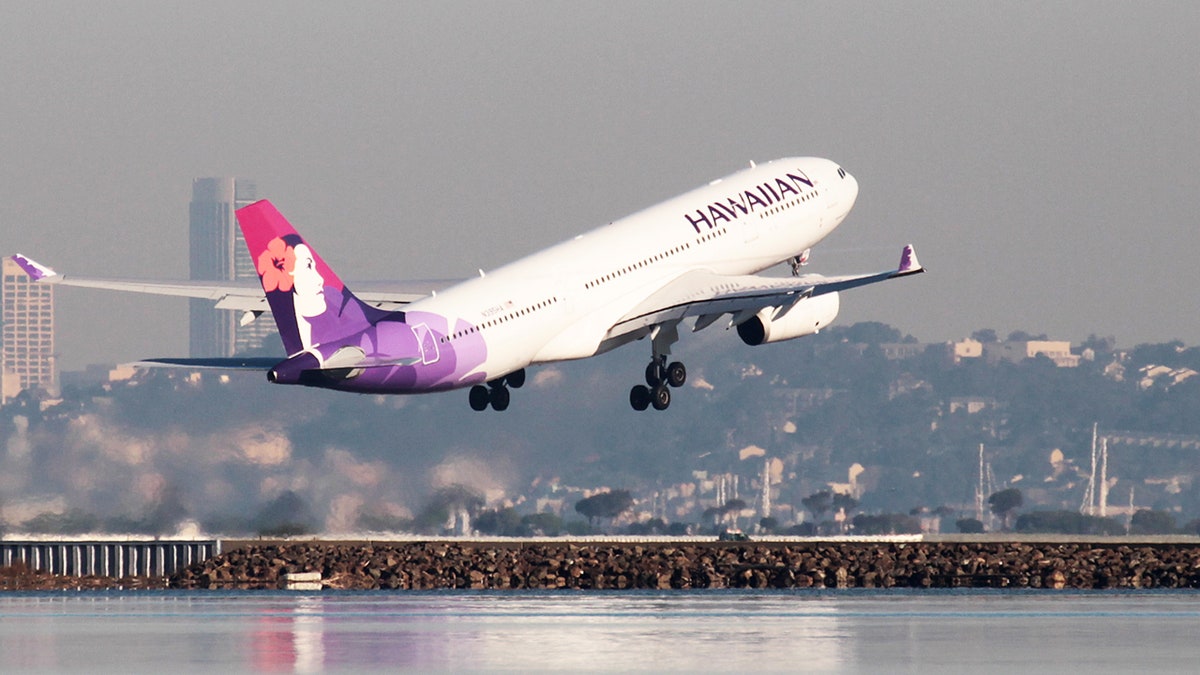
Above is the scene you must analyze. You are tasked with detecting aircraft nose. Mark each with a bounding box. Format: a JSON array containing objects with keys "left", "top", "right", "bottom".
[
  {"left": 842, "top": 168, "right": 859, "bottom": 206},
  {"left": 827, "top": 165, "right": 857, "bottom": 228}
]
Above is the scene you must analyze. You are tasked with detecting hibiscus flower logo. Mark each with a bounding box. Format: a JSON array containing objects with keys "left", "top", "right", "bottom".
[{"left": 256, "top": 237, "right": 297, "bottom": 292}]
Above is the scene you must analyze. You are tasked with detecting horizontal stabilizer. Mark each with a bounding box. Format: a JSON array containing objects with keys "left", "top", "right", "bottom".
[
  {"left": 131, "top": 357, "right": 284, "bottom": 370},
  {"left": 315, "top": 356, "right": 423, "bottom": 371},
  {"left": 135, "top": 354, "right": 423, "bottom": 373},
  {"left": 8, "top": 255, "right": 457, "bottom": 312}
]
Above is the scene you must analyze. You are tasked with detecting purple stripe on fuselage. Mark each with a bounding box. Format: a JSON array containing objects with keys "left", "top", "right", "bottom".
[{"left": 298, "top": 293, "right": 488, "bottom": 394}]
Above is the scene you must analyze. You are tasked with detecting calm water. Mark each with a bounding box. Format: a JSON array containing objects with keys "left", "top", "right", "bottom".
[{"left": 0, "top": 590, "right": 1198, "bottom": 672}]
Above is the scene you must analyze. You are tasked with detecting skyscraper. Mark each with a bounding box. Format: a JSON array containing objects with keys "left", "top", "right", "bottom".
[
  {"left": 2, "top": 257, "right": 55, "bottom": 403},
  {"left": 188, "top": 177, "right": 276, "bottom": 357}
]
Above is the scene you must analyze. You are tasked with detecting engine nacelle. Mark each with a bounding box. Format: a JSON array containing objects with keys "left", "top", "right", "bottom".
[{"left": 736, "top": 292, "right": 840, "bottom": 346}]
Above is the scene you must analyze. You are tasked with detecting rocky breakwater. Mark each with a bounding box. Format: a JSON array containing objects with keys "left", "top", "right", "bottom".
[{"left": 170, "top": 541, "right": 1200, "bottom": 590}]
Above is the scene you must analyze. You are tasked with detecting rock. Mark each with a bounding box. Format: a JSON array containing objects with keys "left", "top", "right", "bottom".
[{"left": 1045, "top": 570, "right": 1067, "bottom": 590}]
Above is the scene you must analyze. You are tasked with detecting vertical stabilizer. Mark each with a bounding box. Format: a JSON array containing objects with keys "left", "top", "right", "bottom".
[{"left": 235, "top": 200, "right": 385, "bottom": 356}]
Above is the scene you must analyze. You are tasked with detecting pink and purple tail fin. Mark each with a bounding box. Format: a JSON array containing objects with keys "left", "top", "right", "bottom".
[
  {"left": 236, "top": 200, "right": 346, "bottom": 292},
  {"left": 236, "top": 200, "right": 388, "bottom": 356}
]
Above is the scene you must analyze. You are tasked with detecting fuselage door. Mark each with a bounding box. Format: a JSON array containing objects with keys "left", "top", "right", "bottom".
[{"left": 411, "top": 323, "right": 441, "bottom": 365}]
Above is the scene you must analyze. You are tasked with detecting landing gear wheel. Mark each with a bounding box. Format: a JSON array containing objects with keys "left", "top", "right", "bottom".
[
  {"left": 469, "top": 385, "right": 490, "bottom": 411},
  {"left": 489, "top": 385, "right": 510, "bottom": 411},
  {"left": 666, "top": 361, "right": 686, "bottom": 388},
  {"left": 506, "top": 368, "right": 526, "bottom": 389},
  {"left": 651, "top": 384, "right": 671, "bottom": 411},
  {"left": 630, "top": 385, "right": 651, "bottom": 411},
  {"left": 645, "top": 361, "right": 665, "bottom": 387}
]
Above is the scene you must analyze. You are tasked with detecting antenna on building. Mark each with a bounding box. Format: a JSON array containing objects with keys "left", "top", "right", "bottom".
[
  {"left": 761, "top": 459, "right": 771, "bottom": 519},
  {"left": 975, "top": 443, "right": 985, "bottom": 521},
  {"left": 1099, "top": 435, "right": 1109, "bottom": 518},
  {"left": 1081, "top": 422, "right": 1098, "bottom": 515},
  {"left": 1127, "top": 485, "right": 1135, "bottom": 533}
]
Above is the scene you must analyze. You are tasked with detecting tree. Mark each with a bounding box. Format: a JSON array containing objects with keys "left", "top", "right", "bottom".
[
  {"left": 1081, "top": 334, "right": 1116, "bottom": 354},
  {"left": 971, "top": 329, "right": 999, "bottom": 343},
  {"left": 574, "top": 490, "right": 633, "bottom": 527},
  {"left": 626, "top": 517, "right": 667, "bottom": 535},
  {"left": 988, "top": 488, "right": 1023, "bottom": 529},
  {"left": 831, "top": 494, "right": 859, "bottom": 533},
  {"left": 839, "top": 321, "right": 902, "bottom": 345},
  {"left": 719, "top": 498, "right": 748, "bottom": 529},
  {"left": 701, "top": 506, "right": 723, "bottom": 525},
  {"left": 802, "top": 491, "right": 834, "bottom": 522},
  {"left": 1130, "top": 509, "right": 1176, "bottom": 535},
  {"left": 832, "top": 493, "right": 859, "bottom": 514},
  {"left": 721, "top": 498, "right": 747, "bottom": 513},
  {"left": 141, "top": 483, "right": 189, "bottom": 534},
  {"left": 956, "top": 518, "right": 985, "bottom": 534},
  {"left": 356, "top": 509, "right": 414, "bottom": 533},
  {"left": 1014, "top": 510, "right": 1123, "bottom": 535},
  {"left": 251, "top": 491, "right": 316, "bottom": 536},
  {"left": 21, "top": 508, "right": 100, "bottom": 535},
  {"left": 474, "top": 507, "right": 522, "bottom": 536},
  {"left": 1007, "top": 330, "right": 1047, "bottom": 342},
  {"left": 851, "top": 513, "right": 921, "bottom": 535},
  {"left": 786, "top": 522, "right": 817, "bottom": 536},
  {"left": 521, "top": 512, "right": 564, "bottom": 536},
  {"left": 413, "top": 484, "right": 484, "bottom": 533}
]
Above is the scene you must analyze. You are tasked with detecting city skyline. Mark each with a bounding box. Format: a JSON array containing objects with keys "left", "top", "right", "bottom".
[{"left": 1, "top": 3, "right": 1197, "bottom": 370}]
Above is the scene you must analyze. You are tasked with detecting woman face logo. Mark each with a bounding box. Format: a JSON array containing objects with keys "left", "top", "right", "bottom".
[{"left": 291, "top": 243, "right": 325, "bottom": 318}]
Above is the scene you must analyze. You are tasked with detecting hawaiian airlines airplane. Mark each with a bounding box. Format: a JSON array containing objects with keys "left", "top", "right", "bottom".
[{"left": 12, "top": 157, "right": 922, "bottom": 411}]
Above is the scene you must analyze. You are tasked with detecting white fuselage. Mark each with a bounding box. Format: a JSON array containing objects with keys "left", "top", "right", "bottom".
[{"left": 404, "top": 157, "right": 858, "bottom": 382}]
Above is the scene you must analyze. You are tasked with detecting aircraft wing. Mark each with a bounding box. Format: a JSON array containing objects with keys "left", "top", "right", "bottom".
[
  {"left": 606, "top": 244, "right": 924, "bottom": 338},
  {"left": 8, "top": 254, "right": 456, "bottom": 312}
]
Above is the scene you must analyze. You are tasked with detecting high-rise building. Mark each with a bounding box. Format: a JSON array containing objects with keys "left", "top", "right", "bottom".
[
  {"left": 2, "top": 257, "right": 55, "bottom": 403},
  {"left": 188, "top": 177, "right": 276, "bottom": 357}
]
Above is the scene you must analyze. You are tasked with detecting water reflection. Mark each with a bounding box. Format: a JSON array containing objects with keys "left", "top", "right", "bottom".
[{"left": 1, "top": 591, "right": 1198, "bottom": 671}]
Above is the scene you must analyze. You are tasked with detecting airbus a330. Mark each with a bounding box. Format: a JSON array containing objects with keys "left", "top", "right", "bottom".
[{"left": 12, "top": 157, "right": 923, "bottom": 411}]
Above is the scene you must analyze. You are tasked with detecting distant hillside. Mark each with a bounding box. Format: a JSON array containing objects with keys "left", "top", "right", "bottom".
[{"left": 3, "top": 324, "right": 1199, "bottom": 535}]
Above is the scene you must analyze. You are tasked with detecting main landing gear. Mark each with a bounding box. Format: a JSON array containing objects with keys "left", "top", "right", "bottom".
[
  {"left": 629, "top": 356, "right": 686, "bottom": 411},
  {"left": 469, "top": 368, "right": 525, "bottom": 411},
  {"left": 630, "top": 322, "right": 685, "bottom": 412}
]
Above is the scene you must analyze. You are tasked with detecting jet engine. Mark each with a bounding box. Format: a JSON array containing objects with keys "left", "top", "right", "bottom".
[{"left": 736, "top": 292, "right": 840, "bottom": 346}]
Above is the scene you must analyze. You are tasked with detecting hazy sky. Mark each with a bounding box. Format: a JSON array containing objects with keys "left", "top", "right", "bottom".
[{"left": 2, "top": 2, "right": 1198, "bottom": 370}]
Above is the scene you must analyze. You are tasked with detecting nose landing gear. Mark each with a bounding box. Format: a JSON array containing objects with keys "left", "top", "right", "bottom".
[{"left": 789, "top": 248, "right": 811, "bottom": 276}]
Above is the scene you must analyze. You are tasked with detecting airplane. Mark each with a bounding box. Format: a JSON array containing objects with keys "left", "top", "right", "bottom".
[{"left": 11, "top": 157, "right": 923, "bottom": 411}]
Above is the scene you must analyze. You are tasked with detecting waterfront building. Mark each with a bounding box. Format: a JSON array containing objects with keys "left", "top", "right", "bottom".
[{"left": 1, "top": 256, "right": 55, "bottom": 403}]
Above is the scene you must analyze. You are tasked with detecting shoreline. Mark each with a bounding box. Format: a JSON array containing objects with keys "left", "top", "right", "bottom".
[{"left": 6, "top": 540, "right": 1200, "bottom": 591}]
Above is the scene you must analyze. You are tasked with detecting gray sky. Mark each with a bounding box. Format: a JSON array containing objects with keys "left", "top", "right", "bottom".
[{"left": 2, "top": 2, "right": 1198, "bottom": 370}]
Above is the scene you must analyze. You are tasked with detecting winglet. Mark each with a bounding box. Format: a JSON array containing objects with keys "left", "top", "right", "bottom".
[
  {"left": 898, "top": 244, "right": 922, "bottom": 274},
  {"left": 10, "top": 254, "right": 58, "bottom": 281}
]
